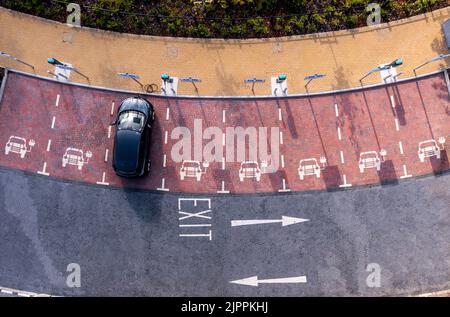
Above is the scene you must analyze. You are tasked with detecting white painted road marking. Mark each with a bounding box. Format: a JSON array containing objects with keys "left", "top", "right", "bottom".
[
  {"left": 337, "top": 127, "right": 342, "bottom": 140},
  {"left": 340, "top": 150, "right": 345, "bottom": 164},
  {"left": 399, "top": 141, "right": 404, "bottom": 155},
  {"left": 96, "top": 172, "right": 109, "bottom": 186},
  {"left": 104, "top": 149, "right": 109, "bottom": 162},
  {"left": 163, "top": 154, "right": 167, "bottom": 167},
  {"left": 217, "top": 180, "right": 229, "bottom": 193},
  {"left": 179, "top": 231, "right": 212, "bottom": 240},
  {"left": 281, "top": 155, "right": 285, "bottom": 168},
  {"left": 390, "top": 95, "right": 395, "bottom": 108},
  {"left": 179, "top": 209, "right": 212, "bottom": 221},
  {"left": 222, "top": 133, "right": 226, "bottom": 146},
  {"left": 334, "top": 103, "right": 339, "bottom": 117},
  {"left": 231, "top": 216, "right": 309, "bottom": 227},
  {"left": 179, "top": 224, "right": 212, "bottom": 228},
  {"left": 46, "top": 139, "right": 52, "bottom": 152},
  {"left": 278, "top": 108, "right": 282, "bottom": 121},
  {"left": 166, "top": 107, "right": 170, "bottom": 120},
  {"left": 339, "top": 174, "right": 352, "bottom": 188},
  {"left": 0, "top": 286, "right": 52, "bottom": 297},
  {"left": 221, "top": 158, "right": 225, "bottom": 170},
  {"left": 395, "top": 118, "right": 400, "bottom": 131},
  {"left": 37, "top": 162, "right": 50, "bottom": 176},
  {"left": 157, "top": 178, "right": 169, "bottom": 191},
  {"left": 222, "top": 109, "right": 226, "bottom": 123},
  {"left": 51, "top": 116, "right": 56, "bottom": 129},
  {"left": 400, "top": 165, "right": 413, "bottom": 179},
  {"left": 110, "top": 102, "right": 115, "bottom": 116},
  {"left": 230, "top": 275, "right": 307, "bottom": 287},
  {"left": 164, "top": 131, "right": 168, "bottom": 144},
  {"left": 278, "top": 178, "right": 291, "bottom": 192},
  {"left": 280, "top": 131, "right": 283, "bottom": 145},
  {"left": 108, "top": 125, "right": 112, "bottom": 139},
  {"left": 55, "top": 94, "right": 60, "bottom": 107}
]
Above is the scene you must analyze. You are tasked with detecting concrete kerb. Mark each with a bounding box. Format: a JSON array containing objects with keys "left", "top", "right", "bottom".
[
  {"left": 7, "top": 67, "right": 447, "bottom": 101},
  {"left": 0, "top": 68, "right": 8, "bottom": 105}
]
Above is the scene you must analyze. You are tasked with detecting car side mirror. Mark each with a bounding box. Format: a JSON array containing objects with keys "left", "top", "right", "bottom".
[{"left": 110, "top": 121, "right": 117, "bottom": 126}]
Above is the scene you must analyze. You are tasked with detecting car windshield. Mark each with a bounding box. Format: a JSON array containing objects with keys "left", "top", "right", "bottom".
[{"left": 117, "top": 110, "right": 145, "bottom": 132}]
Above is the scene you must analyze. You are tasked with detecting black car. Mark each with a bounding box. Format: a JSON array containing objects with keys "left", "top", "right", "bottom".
[{"left": 111, "top": 97, "right": 155, "bottom": 177}]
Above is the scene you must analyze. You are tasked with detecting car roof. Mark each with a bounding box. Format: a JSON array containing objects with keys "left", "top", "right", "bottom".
[{"left": 119, "top": 97, "right": 152, "bottom": 117}]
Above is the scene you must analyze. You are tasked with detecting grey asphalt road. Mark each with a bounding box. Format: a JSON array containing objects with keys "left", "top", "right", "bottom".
[{"left": 0, "top": 166, "right": 449, "bottom": 296}]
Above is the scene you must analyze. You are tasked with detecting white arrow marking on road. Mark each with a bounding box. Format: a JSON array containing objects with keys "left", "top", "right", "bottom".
[
  {"left": 230, "top": 275, "right": 307, "bottom": 287},
  {"left": 231, "top": 216, "right": 309, "bottom": 227}
]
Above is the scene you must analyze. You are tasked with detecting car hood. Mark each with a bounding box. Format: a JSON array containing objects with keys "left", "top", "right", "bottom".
[{"left": 114, "top": 130, "right": 141, "bottom": 172}]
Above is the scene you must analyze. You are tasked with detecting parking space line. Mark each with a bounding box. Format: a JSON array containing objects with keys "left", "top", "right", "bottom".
[
  {"left": 395, "top": 118, "right": 400, "bottom": 131},
  {"left": 339, "top": 174, "right": 352, "bottom": 188},
  {"left": 37, "top": 162, "right": 50, "bottom": 176},
  {"left": 399, "top": 141, "right": 404, "bottom": 155},
  {"left": 390, "top": 95, "right": 396, "bottom": 108},
  {"left": 400, "top": 165, "right": 413, "bottom": 179},
  {"left": 221, "top": 157, "right": 225, "bottom": 170},
  {"left": 110, "top": 102, "right": 115, "bottom": 116},
  {"left": 108, "top": 125, "right": 112, "bottom": 139},
  {"left": 166, "top": 107, "right": 170, "bottom": 121},
  {"left": 46, "top": 139, "right": 51, "bottom": 152},
  {"left": 104, "top": 149, "right": 109, "bottom": 162},
  {"left": 340, "top": 150, "right": 345, "bottom": 164},
  {"left": 337, "top": 127, "right": 342, "bottom": 140},
  {"left": 278, "top": 178, "right": 291, "bottom": 192},
  {"left": 281, "top": 155, "right": 285, "bottom": 168},
  {"left": 278, "top": 108, "right": 282, "bottom": 121},
  {"left": 222, "top": 109, "right": 226, "bottom": 123},
  {"left": 217, "top": 181, "right": 230, "bottom": 194},
  {"left": 55, "top": 94, "right": 60, "bottom": 107},
  {"left": 280, "top": 131, "right": 283, "bottom": 144},
  {"left": 96, "top": 172, "right": 109, "bottom": 186},
  {"left": 222, "top": 133, "right": 225, "bottom": 146},
  {"left": 163, "top": 154, "right": 167, "bottom": 167},
  {"left": 51, "top": 116, "right": 56, "bottom": 129},
  {"left": 157, "top": 178, "right": 169, "bottom": 191},
  {"left": 164, "top": 131, "right": 168, "bottom": 144},
  {"left": 334, "top": 103, "right": 339, "bottom": 117}
]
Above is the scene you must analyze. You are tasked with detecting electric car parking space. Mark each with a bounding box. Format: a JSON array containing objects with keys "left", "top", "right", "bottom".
[{"left": 0, "top": 71, "right": 449, "bottom": 194}]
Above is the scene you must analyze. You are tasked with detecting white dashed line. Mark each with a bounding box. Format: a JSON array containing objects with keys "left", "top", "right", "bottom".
[
  {"left": 157, "top": 178, "right": 169, "bottom": 191},
  {"left": 337, "top": 127, "right": 342, "bottom": 141},
  {"left": 222, "top": 157, "right": 225, "bottom": 170},
  {"left": 222, "top": 133, "right": 226, "bottom": 146},
  {"left": 339, "top": 174, "right": 352, "bottom": 188},
  {"left": 217, "top": 181, "right": 230, "bottom": 194},
  {"left": 400, "top": 165, "right": 413, "bottom": 179},
  {"left": 395, "top": 118, "right": 400, "bottom": 131},
  {"left": 55, "top": 94, "right": 60, "bottom": 107},
  {"left": 334, "top": 103, "right": 339, "bottom": 117},
  {"left": 222, "top": 109, "right": 226, "bottom": 123},
  {"left": 280, "top": 131, "right": 283, "bottom": 145},
  {"left": 51, "top": 116, "right": 56, "bottom": 129},
  {"left": 164, "top": 131, "right": 168, "bottom": 144},
  {"left": 110, "top": 102, "right": 115, "bottom": 116},
  {"left": 104, "top": 149, "right": 109, "bottom": 162},
  {"left": 390, "top": 95, "right": 396, "bottom": 108},
  {"left": 166, "top": 107, "right": 170, "bottom": 120},
  {"left": 399, "top": 141, "right": 404, "bottom": 154},
  {"left": 278, "top": 178, "right": 291, "bottom": 192},
  {"left": 340, "top": 150, "right": 345, "bottom": 164},
  {"left": 96, "top": 172, "right": 109, "bottom": 186},
  {"left": 108, "top": 125, "right": 112, "bottom": 139},
  {"left": 163, "top": 154, "right": 167, "bottom": 167},
  {"left": 281, "top": 155, "right": 285, "bottom": 168},
  {"left": 37, "top": 162, "right": 50, "bottom": 176},
  {"left": 46, "top": 139, "right": 51, "bottom": 152},
  {"left": 278, "top": 108, "right": 282, "bottom": 121}
]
